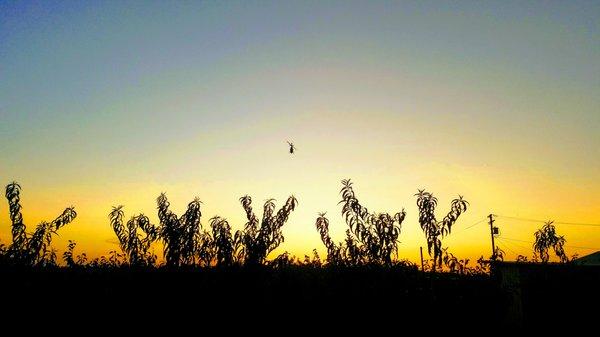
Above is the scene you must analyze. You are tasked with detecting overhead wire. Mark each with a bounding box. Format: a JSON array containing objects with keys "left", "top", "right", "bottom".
[
  {"left": 453, "top": 217, "right": 487, "bottom": 235},
  {"left": 493, "top": 214, "right": 600, "bottom": 227},
  {"left": 495, "top": 238, "right": 520, "bottom": 257},
  {"left": 499, "top": 236, "right": 600, "bottom": 251}
]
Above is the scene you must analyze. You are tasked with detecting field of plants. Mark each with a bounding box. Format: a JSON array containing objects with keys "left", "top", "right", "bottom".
[{"left": 0, "top": 179, "right": 594, "bottom": 327}]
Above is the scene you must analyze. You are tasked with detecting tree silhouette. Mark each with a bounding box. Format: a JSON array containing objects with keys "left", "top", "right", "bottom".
[
  {"left": 316, "top": 179, "right": 406, "bottom": 266},
  {"left": 315, "top": 212, "right": 344, "bottom": 265},
  {"left": 157, "top": 193, "right": 211, "bottom": 267},
  {"left": 533, "top": 221, "right": 568, "bottom": 263},
  {"left": 415, "top": 190, "right": 468, "bottom": 270},
  {"left": 237, "top": 195, "right": 298, "bottom": 265},
  {"left": 209, "top": 216, "right": 238, "bottom": 266},
  {"left": 104, "top": 192, "right": 296, "bottom": 267},
  {"left": 3, "top": 182, "right": 77, "bottom": 266},
  {"left": 109, "top": 205, "right": 159, "bottom": 266}
]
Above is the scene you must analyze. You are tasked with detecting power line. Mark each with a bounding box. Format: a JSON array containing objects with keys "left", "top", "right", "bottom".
[
  {"left": 499, "top": 237, "right": 533, "bottom": 245},
  {"left": 495, "top": 238, "right": 519, "bottom": 256},
  {"left": 496, "top": 237, "right": 533, "bottom": 256},
  {"left": 494, "top": 215, "right": 600, "bottom": 227},
  {"left": 497, "top": 237, "right": 531, "bottom": 251},
  {"left": 453, "top": 217, "right": 487, "bottom": 235},
  {"left": 500, "top": 236, "right": 600, "bottom": 251}
]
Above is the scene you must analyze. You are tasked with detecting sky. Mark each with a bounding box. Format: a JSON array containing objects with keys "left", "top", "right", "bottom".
[{"left": 1, "top": 1, "right": 599, "bottom": 263}]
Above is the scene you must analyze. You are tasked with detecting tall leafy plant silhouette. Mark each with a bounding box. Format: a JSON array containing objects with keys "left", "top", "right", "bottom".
[
  {"left": 209, "top": 216, "right": 240, "bottom": 266},
  {"left": 415, "top": 190, "right": 468, "bottom": 270},
  {"left": 316, "top": 179, "right": 406, "bottom": 265},
  {"left": 157, "top": 193, "right": 211, "bottom": 266},
  {"left": 109, "top": 205, "right": 159, "bottom": 266},
  {"left": 237, "top": 195, "right": 298, "bottom": 265},
  {"left": 533, "top": 221, "right": 568, "bottom": 263},
  {"left": 3, "top": 182, "right": 77, "bottom": 266},
  {"left": 315, "top": 212, "right": 344, "bottom": 265}
]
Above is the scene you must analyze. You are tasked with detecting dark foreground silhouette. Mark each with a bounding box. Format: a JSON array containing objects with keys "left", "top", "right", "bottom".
[
  {"left": 1, "top": 265, "right": 496, "bottom": 324},
  {"left": 2, "top": 264, "right": 598, "bottom": 330}
]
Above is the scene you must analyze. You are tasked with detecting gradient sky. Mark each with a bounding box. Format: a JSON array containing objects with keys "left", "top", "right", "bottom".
[{"left": 1, "top": 1, "right": 599, "bottom": 263}]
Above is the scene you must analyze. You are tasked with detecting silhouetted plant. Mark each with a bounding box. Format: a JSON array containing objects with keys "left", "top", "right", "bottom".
[
  {"left": 108, "top": 250, "right": 125, "bottom": 267},
  {"left": 268, "top": 252, "right": 295, "bottom": 268},
  {"left": 302, "top": 249, "right": 322, "bottom": 267},
  {"left": 196, "top": 231, "right": 214, "bottom": 266},
  {"left": 316, "top": 179, "right": 406, "bottom": 266},
  {"left": 109, "top": 205, "right": 159, "bottom": 266},
  {"left": 0, "top": 242, "right": 7, "bottom": 262},
  {"left": 157, "top": 193, "right": 208, "bottom": 266},
  {"left": 340, "top": 179, "right": 406, "bottom": 264},
  {"left": 424, "top": 250, "right": 489, "bottom": 275},
  {"left": 315, "top": 212, "right": 344, "bottom": 265},
  {"left": 473, "top": 256, "right": 490, "bottom": 274},
  {"left": 237, "top": 195, "right": 298, "bottom": 265},
  {"left": 63, "top": 242, "right": 87, "bottom": 267},
  {"left": 415, "top": 190, "right": 468, "bottom": 270},
  {"left": 533, "top": 221, "right": 568, "bottom": 263},
  {"left": 6, "top": 182, "right": 26, "bottom": 254},
  {"left": 45, "top": 248, "right": 59, "bottom": 267},
  {"left": 442, "top": 248, "right": 469, "bottom": 274},
  {"left": 209, "top": 216, "right": 237, "bottom": 266},
  {"left": 63, "top": 240, "right": 77, "bottom": 267},
  {"left": 493, "top": 246, "right": 505, "bottom": 262},
  {"left": 516, "top": 255, "right": 528, "bottom": 263},
  {"left": 421, "top": 258, "right": 436, "bottom": 272},
  {"left": 3, "top": 182, "right": 77, "bottom": 266},
  {"left": 88, "top": 255, "right": 111, "bottom": 268}
]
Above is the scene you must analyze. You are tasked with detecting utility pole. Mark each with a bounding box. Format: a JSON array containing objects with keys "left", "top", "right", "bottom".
[
  {"left": 420, "top": 246, "right": 424, "bottom": 271},
  {"left": 489, "top": 214, "right": 496, "bottom": 260}
]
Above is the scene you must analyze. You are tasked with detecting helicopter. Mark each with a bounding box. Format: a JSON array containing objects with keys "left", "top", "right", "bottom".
[{"left": 287, "top": 141, "right": 296, "bottom": 154}]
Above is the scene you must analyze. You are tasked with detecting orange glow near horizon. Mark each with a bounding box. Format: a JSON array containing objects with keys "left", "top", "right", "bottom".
[{"left": 1, "top": 158, "right": 599, "bottom": 264}]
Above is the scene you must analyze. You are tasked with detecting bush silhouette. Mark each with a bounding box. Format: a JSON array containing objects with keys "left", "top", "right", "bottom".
[
  {"left": 316, "top": 179, "right": 406, "bottom": 266},
  {"left": 415, "top": 190, "right": 468, "bottom": 270},
  {"left": 533, "top": 221, "right": 568, "bottom": 263},
  {"left": 2, "top": 182, "right": 77, "bottom": 266},
  {"left": 103, "top": 192, "right": 297, "bottom": 267},
  {"left": 209, "top": 216, "right": 238, "bottom": 266},
  {"left": 236, "top": 195, "right": 298, "bottom": 265},
  {"left": 63, "top": 240, "right": 88, "bottom": 267},
  {"left": 157, "top": 193, "right": 211, "bottom": 267},
  {"left": 110, "top": 205, "right": 160, "bottom": 266}
]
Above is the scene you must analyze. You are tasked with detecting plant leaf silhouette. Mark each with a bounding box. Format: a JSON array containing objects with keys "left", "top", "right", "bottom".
[
  {"left": 156, "top": 193, "right": 207, "bottom": 266},
  {"left": 237, "top": 195, "right": 298, "bottom": 265},
  {"left": 109, "top": 205, "right": 159, "bottom": 266},
  {"left": 533, "top": 221, "right": 568, "bottom": 263},
  {"left": 316, "top": 179, "right": 406, "bottom": 266},
  {"left": 3, "top": 182, "right": 77, "bottom": 266},
  {"left": 416, "top": 190, "right": 468, "bottom": 269}
]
